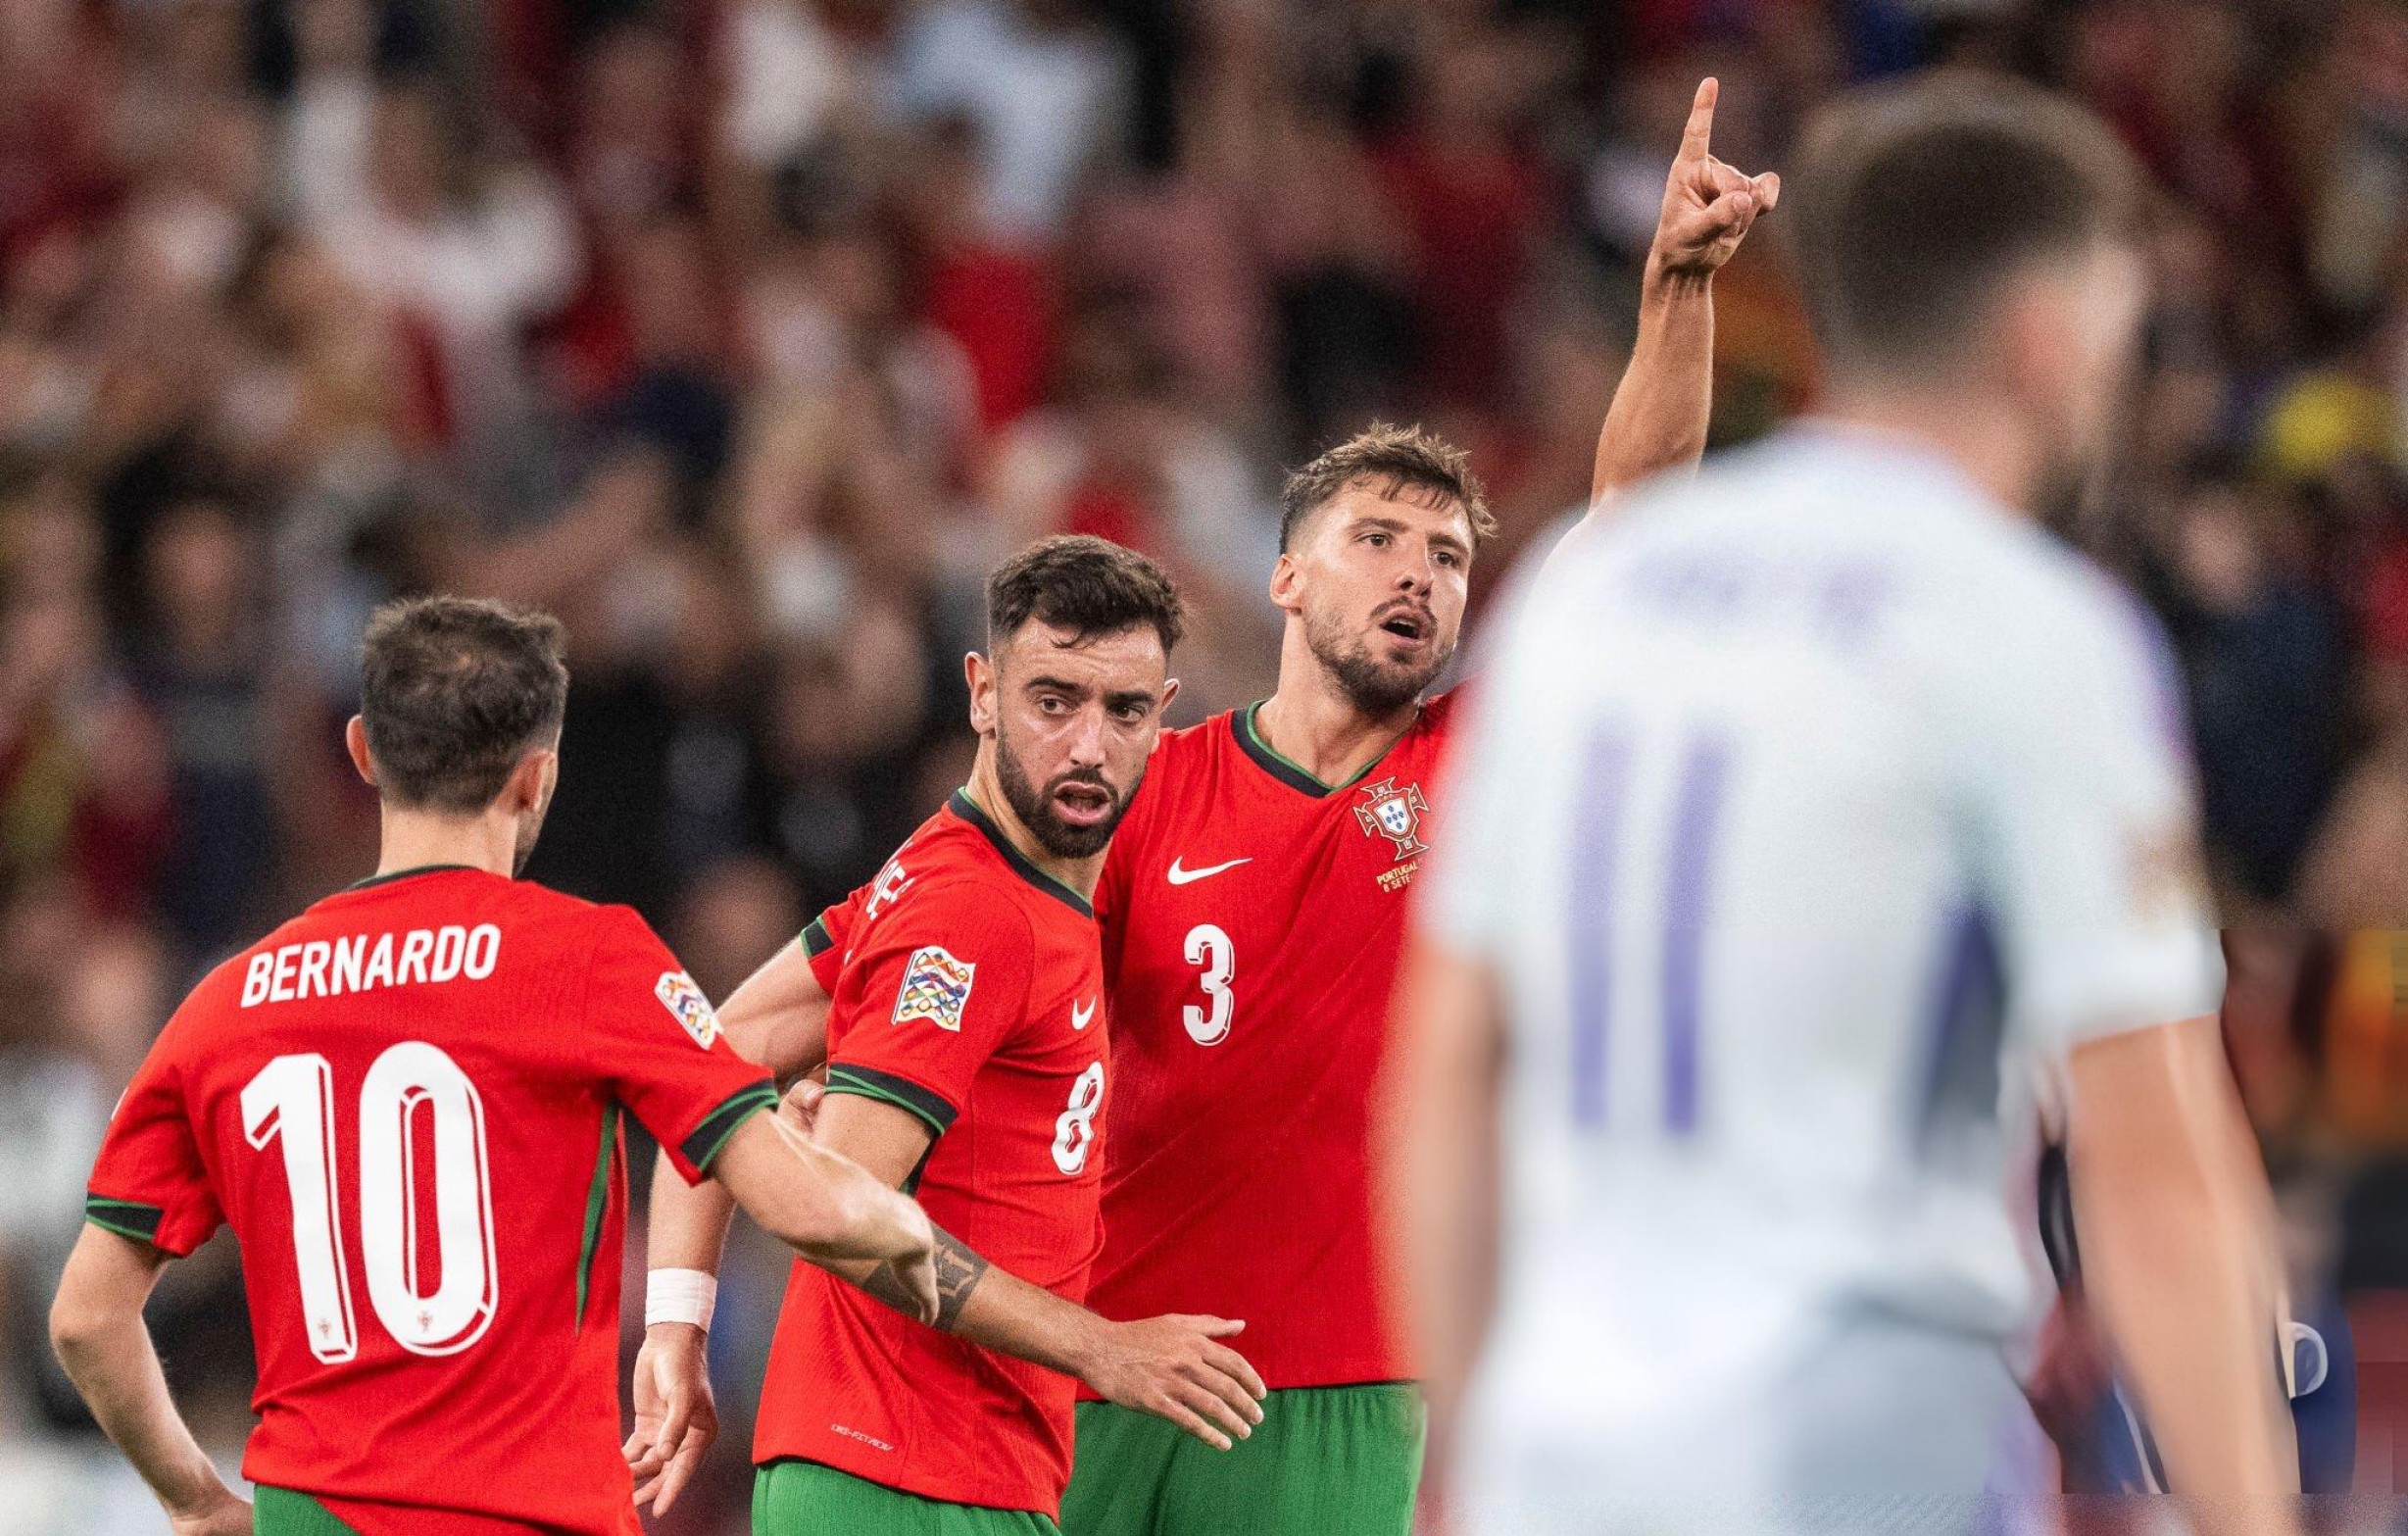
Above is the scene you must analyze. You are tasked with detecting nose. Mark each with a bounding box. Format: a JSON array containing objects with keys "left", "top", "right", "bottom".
[
  {"left": 1063, "top": 705, "right": 1109, "bottom": 768},
  {"left": 1396, "top": 548, "right": 1435, "bottom": 596}
]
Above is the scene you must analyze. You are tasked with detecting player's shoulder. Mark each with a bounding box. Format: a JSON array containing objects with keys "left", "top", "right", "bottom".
[
  {"left": 1932, "top": 513, "right": 2169, "bottom": 683},
  {"left": 469, "top": 877, "right": 662, "bottom": 956},
  {"left": 875, "top": 798, "right": 1056, "bottom": 937},
  {"left": 163, "top": 943, "right": 271, "bottom": 1043},
  {"left": 1416, "top": 687, "right": 1466, "bottom": 737},
  {"left": 1109, "top": 709, "right": 1240, "bottom": 847},
  {"left": 1150, "top": 709, "right": 1240, "bottom": 777}
]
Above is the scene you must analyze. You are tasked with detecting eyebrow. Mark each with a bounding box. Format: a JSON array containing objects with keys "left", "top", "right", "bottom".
[
  {"left": 1022, "top": 674, "right": 1093, "bottom": 697},
  {"left": 1352, "top": 513, "right": 1471, "bottom": 556},
  {"left": 1024, "top": 675, "right": 1158, "bottom": 712}
]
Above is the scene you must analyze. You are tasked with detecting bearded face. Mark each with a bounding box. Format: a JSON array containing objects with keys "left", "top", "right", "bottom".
[
  {"left": 1277, "top": 482, "right": 1472, "bottom": 718},
  {"left": 971, "top": 619, "right": 1173, "bottom": 860}
]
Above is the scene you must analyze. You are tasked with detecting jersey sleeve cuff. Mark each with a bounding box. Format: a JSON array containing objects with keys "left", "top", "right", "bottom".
[
  {"left": 802, "top": 913, "right": 845, "bottom": 991},
  {"left": 83, "top": 1194, "right": 169, "bottom": 1248},
  {"left": 824, "top": 1064, "right": 958, "bottom": 1139},
  {"left": 679, "top": 1081, "right": 781, "bottom": 1175},
  {"left": 802, "top": 915, "right": 835, "bottom": 959}
]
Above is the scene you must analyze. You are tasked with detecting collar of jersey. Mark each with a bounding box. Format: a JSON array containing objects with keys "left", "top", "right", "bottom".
[
  {"left": 1232, "top": 700, "right": 1413, "bottom": 799},
  {"left": 946, "top": 789, "right": 1095, "bottom": 919},
  {"left": 341, "top": 863, "right": 484, "bottom": 893}
]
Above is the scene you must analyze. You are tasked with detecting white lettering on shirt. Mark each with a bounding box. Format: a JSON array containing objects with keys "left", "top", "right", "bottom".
[{"left": 238, "top": 924, "right": 505, "bottom": 1008}]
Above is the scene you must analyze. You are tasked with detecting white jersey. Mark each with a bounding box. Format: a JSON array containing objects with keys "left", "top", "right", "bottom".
[{"left": 1431, "top": 426, "right": 2225, "bottom": 1533}]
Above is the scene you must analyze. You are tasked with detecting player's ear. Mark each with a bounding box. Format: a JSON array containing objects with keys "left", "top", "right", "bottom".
[
  {"left": 344, "top": 716, "right": 378, "bottom": 788},
  {"left": 504, "top": 745, "right": 556, "bottom": 815},
  {"left": 1993, "top": 271, "right": 2073, "bottom": 420},
  {"left": 1268, "top": 550, "right": 1303, "bottom": 617},
  {"left": 964, "top": 650, "right": 998, "bottom": 737},
  {"left": 1157, "top": 676, "right": 1181, "bottom": 717}
]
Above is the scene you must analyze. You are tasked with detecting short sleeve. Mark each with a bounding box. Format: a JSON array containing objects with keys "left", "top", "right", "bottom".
[
  {"left": 822, "top": 879, "right": 1035, "bottom": 1141},
  {"left": 1966, "top": 589, "right": 2225, "bottom": 1057},
  {"left": 580, "top": 906, "right": 779, "bottom": 1185},
  {"left": 801, "top": 898, "right": 854, "bottom": 994},
  {"left": 86, "top": 1017, "right": 222, "bottom": 1257}
]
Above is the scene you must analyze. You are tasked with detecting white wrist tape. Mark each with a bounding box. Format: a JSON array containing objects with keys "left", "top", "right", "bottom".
[{"left": 645, "top": 1268, "right": 718, "bottom": 1332}]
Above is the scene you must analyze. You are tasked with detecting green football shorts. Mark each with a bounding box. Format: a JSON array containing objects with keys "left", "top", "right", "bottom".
[
  {"left": 1057, "top": 1382, "right": 1423, "bottom": 1536},
  {"left": 754, "top": 1459, "right": 1063, "bottom": 1535},
  {"left": 250, "top": 1487, "right": 356, "bottom": 1534}
]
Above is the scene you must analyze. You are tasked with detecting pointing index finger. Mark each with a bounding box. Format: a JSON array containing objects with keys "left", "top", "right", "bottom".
[{"left": 1679, "top": 76, "right": 1718, "bottom": 166}]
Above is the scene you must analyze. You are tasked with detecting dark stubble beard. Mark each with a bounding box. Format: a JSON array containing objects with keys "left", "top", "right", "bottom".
[
  {"left": 994, "top": 719, "right": 1134, "bottom": 860},
  {"left": 1303, "top": 605, "right": 1451, "bottom": 718}
]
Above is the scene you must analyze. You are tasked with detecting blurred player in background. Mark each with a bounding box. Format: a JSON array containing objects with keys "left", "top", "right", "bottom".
[
  {"left": 1391, "top": 74, "right": 2302, "bottom": 1536},
  {"left": 636, "top": 538, "right": 1267, "bottom": 1536},
  {"left": 621, "top": 75, "right": 1776, "bottom": 1536},
  {"left": 48, "top": 597, "right": 938, "bottom": 1536}
]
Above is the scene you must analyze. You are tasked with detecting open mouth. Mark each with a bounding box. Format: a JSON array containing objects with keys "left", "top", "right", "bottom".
[
  {"left": 1379, "top": 611, "right": 1432, "bottom": 643},
  {"left": 1053, "top": 781, "right": 1114, "bottom": 825}
]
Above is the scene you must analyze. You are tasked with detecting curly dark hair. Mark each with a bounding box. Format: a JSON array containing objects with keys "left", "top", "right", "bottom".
[
  {"left": 986, "top": 535, "right": 1185, "bottom": 655},
  {"left": 1279, "top": 422, "right": 1496, "bottom": 553}
]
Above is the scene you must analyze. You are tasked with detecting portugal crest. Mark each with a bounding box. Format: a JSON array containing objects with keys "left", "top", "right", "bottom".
[{"left": 1353, "top": 777, "right": 1430, "bottom": 862}]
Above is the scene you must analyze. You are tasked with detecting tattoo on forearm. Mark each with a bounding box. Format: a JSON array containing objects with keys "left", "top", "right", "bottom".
[{"left": 858, "top": 1223, "right": 991, "bottom": 1331}]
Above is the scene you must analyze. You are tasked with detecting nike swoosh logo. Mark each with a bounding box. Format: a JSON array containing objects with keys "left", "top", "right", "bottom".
[
  {"left": 1071, "top": 998, "right": 1097, "bottom": 1031},
  {"left": 1167, "top": 857, "right": 1251, "bottom": 886}
]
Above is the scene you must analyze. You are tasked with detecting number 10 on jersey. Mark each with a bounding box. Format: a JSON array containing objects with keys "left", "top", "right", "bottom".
[{"left": 242, "top": 1042, "right": 499, "bottom": 1362}]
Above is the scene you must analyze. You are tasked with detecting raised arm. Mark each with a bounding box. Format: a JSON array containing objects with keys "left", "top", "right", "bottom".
[
  {"left": 51, "top": 1228, "right": 252, "bottom": 1536},
  {"left": 1574, "top": 78, "right": 1780, "bottom": 543}
]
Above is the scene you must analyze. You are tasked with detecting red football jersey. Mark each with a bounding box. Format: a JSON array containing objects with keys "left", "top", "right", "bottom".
[
  {"left": 763, "top": 790, "right": 1107, "bottom": 1514},
  {"left": 1085, "top": 694, "right": 1459, "bottom": 1391},
  {"left": 83, "top": 866, "right": 778, "bottom": 1536}
]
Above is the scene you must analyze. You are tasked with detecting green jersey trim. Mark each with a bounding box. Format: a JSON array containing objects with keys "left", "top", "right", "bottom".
[
  {"left": 83, "top": 1195, "right": 166, "bottom": 1244},
  {"left": 575, "top": 1103, "right": 619, "bottom": 1327},
  {"left": 1232, "top": 701, "right": 1416, "bottom": 798},
  {"left": 947, "top": 789, "right": 1095, "bottom": 918},
  {"left": 825, "top": 1064, "right": 958, "bottom": 1139},
  {"left": 681, "top": 1081, "right": 780, "bottom": 1172},
  {"left": 340, "top": 863, "right": 480, "bottom": 892}
]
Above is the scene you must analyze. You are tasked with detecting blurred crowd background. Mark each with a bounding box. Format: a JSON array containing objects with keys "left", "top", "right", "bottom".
[{"left": 5, "top": 0, "right": 2408, "bottom": 1529}]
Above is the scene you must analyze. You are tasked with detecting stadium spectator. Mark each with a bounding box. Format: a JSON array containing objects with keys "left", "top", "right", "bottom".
[{"left": 5, "top": 1, "right": 2408, "bottom": 1527}]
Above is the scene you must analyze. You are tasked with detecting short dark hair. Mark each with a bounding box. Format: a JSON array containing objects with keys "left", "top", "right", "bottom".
[
  {"left": 1794, "top": 72, "right": 2145, "bottom": 376},
  {"left": 987, "top": 535, "right": 1185, "bottom": 655},
  {"left": 1280, "top": 422, "right": 1496, "bottom": 553},
  {"left": 359, "top": 595, "right": 569, "bottom": 813}
]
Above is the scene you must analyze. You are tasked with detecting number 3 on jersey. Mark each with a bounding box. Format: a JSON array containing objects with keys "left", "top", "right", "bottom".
[
  {"left": 242, "top": 1042, "right": 498, "bottom": 1363},
  {"left": 1183, "top": 924, "right": 1235, "bottom": 1046}
]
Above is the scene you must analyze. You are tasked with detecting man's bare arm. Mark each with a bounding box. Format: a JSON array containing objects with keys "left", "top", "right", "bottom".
[
  {"left": 807, "top": 1094, "right": 1265, "bottom": 1448},
  {"left": 1379, "top": 929, "right": 1507, "bottom": 1496},
  {"left": 649, "top": 936, "right": 838, "bottom": 1275},
  {"left": 1576, "top": 78, "right": 1780, "bottom": 538},
  {"left": 51, "top": 1228, "right": 251, "bottom": 1536},
  {"left": 2067, "top": 1015, "right": 2301, "bottom": 1536}
]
